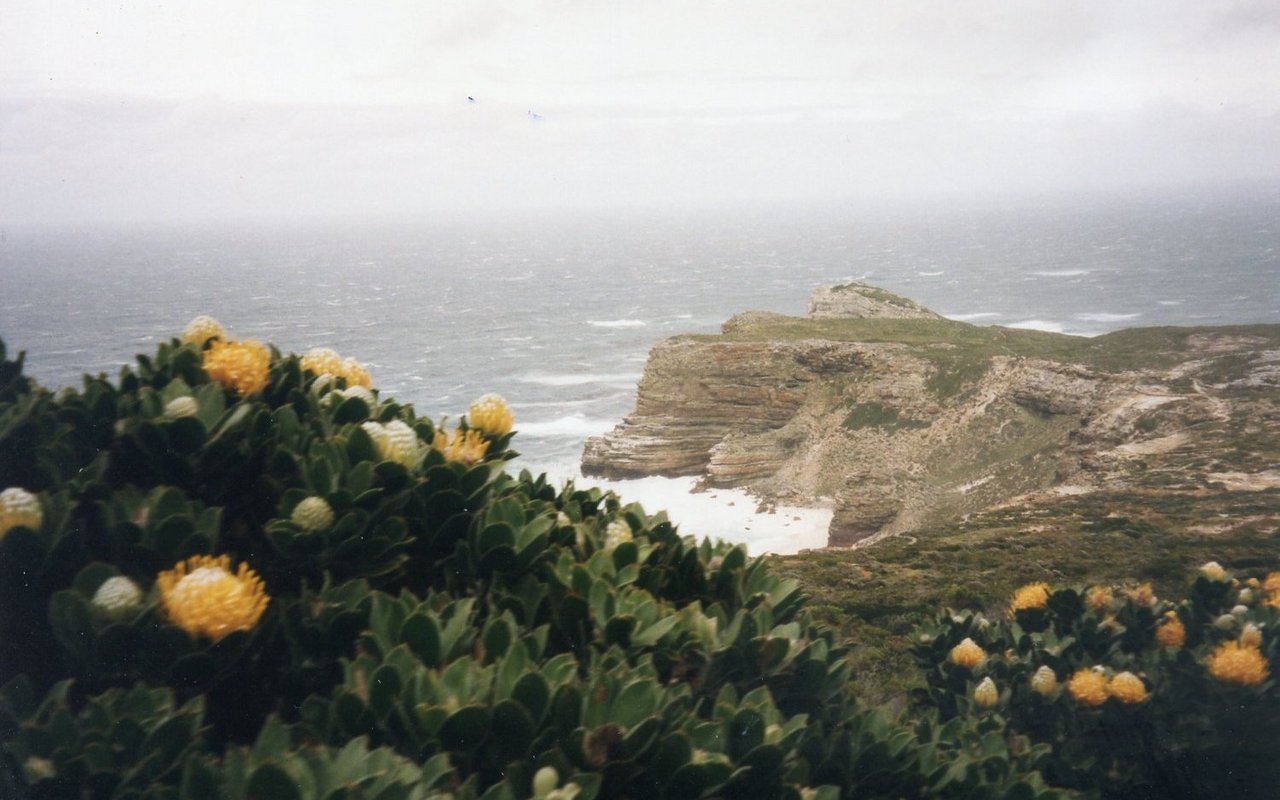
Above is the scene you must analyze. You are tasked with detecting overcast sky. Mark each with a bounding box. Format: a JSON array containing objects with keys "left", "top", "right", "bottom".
[{"left": 2, "top": 1, "right": 1278, "bottom": 223}]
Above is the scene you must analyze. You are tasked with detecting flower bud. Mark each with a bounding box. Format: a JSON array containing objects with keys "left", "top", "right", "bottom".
[
  {"left": 948, "top": 638, "right": 985, "bottom": 669},
  {"left": 1241, "top": 623, "right": 1264, "bottom": 648},
  {"left": 1030, "top": 665, "right": 1058, "bottom": 696},
  {"left": 163, "top": 396, "right": 199, "bottom": 419},
  {"left": 1231, "top": 604, "right": 1249, "bottom": 618},
  {"left": 532, "top": 766, "right": 559, "bottom": 798},
  {"left": 92, "top": 576, "right": 144, "bottom": 619},
  {"left": 0, "top": 487, "right": 43, "bottom": 539},
  {"left": 291, "top": 496, "right": 335, "bottom": 532},
  {"left": 1109, "top": 671, "right": 1149, "bottom": 705},
  {"left": 1214, "top": 613, "right": 1238, "bottom": 631},
  {"left": 973, "top": 677, "right": 998, "bottom": 708}
]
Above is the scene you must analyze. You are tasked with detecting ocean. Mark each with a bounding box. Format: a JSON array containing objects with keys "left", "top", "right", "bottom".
[{"left": 3, "top": 187, "right": 1278, "bottom": 553}]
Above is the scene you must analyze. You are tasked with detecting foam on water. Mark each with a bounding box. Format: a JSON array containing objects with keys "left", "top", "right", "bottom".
[
  {"left": 515, "top": 415, "right": 619, "bottom": 438},
  {"left": 587, "top": 319, "right": 648, "bottom": 328},
  {"left": 1006, "top": 319, "right": 1066, "bottom": 333},
  {"left": 1075, "top": 312, "right": 1142, "bottom": 322},
  {"left": 518, "top": 372, "right": 644, "bottom": 387}
]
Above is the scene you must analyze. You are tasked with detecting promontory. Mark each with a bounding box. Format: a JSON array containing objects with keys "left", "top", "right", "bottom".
[{"left": 582, "top": 283, "right": 1280, "bottom": 548}]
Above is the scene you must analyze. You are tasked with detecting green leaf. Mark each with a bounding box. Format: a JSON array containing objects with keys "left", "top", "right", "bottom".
[
  {"left": 246, "top": 764, "right": 302, "bottom": 800},
  {"left": 401, "top": 613, "right": 442, "bottom": 667},
  {"left": 438, "top": 705, "right": 490, "bottom": 752}
]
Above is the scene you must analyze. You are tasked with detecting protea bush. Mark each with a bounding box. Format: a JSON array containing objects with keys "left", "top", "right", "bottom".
[
  {"left": 912, "top": 563, "right": 1280, "bottom": 798},
  {"left": 0, "top": 325, "right": 1064, "bottom": 799}
]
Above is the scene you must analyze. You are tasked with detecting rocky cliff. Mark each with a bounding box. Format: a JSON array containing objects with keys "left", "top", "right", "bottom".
[{"left": 582, "top": 283, "right": 1280, "bottom": 548}]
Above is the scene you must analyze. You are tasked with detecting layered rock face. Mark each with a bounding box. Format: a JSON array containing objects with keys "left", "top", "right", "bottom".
[{"left": 582, "top": 285, "right": 1280, "bottom": 548}]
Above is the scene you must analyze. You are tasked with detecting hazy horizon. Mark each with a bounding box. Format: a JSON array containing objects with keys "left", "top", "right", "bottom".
[{"left": 3, "top": 2, "right": 1280, "bottom": 226}]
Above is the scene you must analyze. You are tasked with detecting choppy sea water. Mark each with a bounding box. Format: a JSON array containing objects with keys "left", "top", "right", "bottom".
[{"left": 3, "top": 188, "right": 1278, "bottom": 553}]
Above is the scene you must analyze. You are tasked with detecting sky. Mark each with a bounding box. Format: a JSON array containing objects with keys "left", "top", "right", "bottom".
[{"left": 2, "top": 1, "right": 1279, "bottom": 223}]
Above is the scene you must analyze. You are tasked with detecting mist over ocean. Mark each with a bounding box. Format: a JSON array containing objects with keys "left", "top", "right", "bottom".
[{"left": 3, "top": 188, "right": 1278, "bottom": 552}]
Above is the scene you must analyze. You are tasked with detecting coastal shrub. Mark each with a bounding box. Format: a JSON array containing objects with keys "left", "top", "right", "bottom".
[
  {"left": 0, "top": 329, "right": 1063, "bottom": 799},
  {"left": 912, "top": 564, "right": 1280, "bottom": 798}
]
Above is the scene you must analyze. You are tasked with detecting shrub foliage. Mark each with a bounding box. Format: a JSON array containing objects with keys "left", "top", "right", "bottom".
[{"left": 0, "top": 327, "right": 1062, "bottom": 799}]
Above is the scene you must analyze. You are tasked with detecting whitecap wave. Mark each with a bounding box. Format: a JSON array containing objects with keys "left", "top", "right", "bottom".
[
  {"left": 588, "top": 319, "right": 647, "bottom": 328},
  {"left": 1030, "top": 269, "right": 1090, "bottom": 277},
  {"left": 917, "top": 270, "right": 945, "bottom": 277},
  {"left": 1075, "top": 312, "right": 1141, "bottom": 322},
  {"left": 1157, "top": 300, "right": 1184, "bottom": 306},
  {"left": 519, "top": 372, "right": 643, "bottom": 387},
  {"left": 1006, "top": 319, "right": 1065, "bottom": 333},
  {"left": 516, "top": 415, "right": 619, "bottom": 438},
  {"left": 946, "top": 312, "right": 1001, "bottom": 321}
]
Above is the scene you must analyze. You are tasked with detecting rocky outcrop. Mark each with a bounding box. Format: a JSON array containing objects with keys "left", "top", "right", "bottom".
[
  {"left": 582, "top": 285, "right": 1280, "bottom": 548},
  {"left": 806, "top": 283, "right": 942, "bottom": 320}
]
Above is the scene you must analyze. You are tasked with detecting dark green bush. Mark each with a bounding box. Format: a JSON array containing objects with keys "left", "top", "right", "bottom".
[{"left": 0, "top": 326, "right": 1066, "bottom": 799}]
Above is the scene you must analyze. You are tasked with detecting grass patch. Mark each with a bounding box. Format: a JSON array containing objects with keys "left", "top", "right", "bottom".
[{"left": 842, "top": 401, "right": 928, "bottom": 431}]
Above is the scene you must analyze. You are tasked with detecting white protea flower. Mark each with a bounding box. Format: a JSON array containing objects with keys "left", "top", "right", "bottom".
[
  {"left": 163, "top": 396, "right": 199, "bottom": 419},
  {"left": 973, "top": 676, "right": 999, "bottom": 708},
  {"left": 0, "top": 487, "right": 42, "bottom": 539},
  {"left": 1231, "top": 604, "right": 1250, "bottom": 618},
  {"left": 1214, "top": 613, "right": 1238, "bottom": 631},
  {"left": 1200, "top": 561, "right": 1229, "bottom": 582},
  {"left": 180, "top": 315, "right": 224, "bottom": 346},
  {"left": 92, "top": 576, "right": 144, "bottom": 619},
  {"left": 362, "top": 420, "right": 422, "bottom": 469},
  {"left": 603, "top": 520, "right": 633, "bottom": 550},
  {"left": 291, "top": 497, "right": 335, "bottom": 532},
  {"left": 1030, "top": 665, "right": 1058, "bottom": 696},
  {"left": 339, "top": 385, "right": 376, "bottom": 406},
  {"left": 1239, "top": 588, "right": 1255, "bottom": 604}
]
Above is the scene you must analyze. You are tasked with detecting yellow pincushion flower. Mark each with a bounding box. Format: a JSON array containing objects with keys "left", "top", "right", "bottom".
[
  {"left": 339, "top": 357, "right": 372, "bottom": 388},
  {"left": 467, "top": 393, "right": 514, "bottom": 436},
  {"left": 0, "top": 487, "right": 42, "bottom": 539},
  {"left": 157, "top": 555, "right": 269, "bottom": 641},
  {"left": 1084, "top": 585, "right": 1113, "bottom": 614},
  {"left": 433, "top": 428, "right": 489, "bottom": 466},
  {"left": 301, "top": 348, "right": 372, "bottom": 389},
  {"left": 949, "top": 638, "right": 986, "bottom": 669},
  {"left": 1010, "top": 582, "right": 1052, "bottom": 613},
  {"left": 1199, "top": 561, "right": 1229, "bottom": 582},
  {"left": 1109, "top": 671, "right": 1149, "bottom": 704},
  {"left": 1067, "top": 668, "right": 1110, "bottom": 707},
  {"left": 180, "top": 315, "right": 225, "bottom": 346},
  {"left": 1156, "top": 612, "right": 1186, "bottom": 649},
  {"left": 301, "top": 347, "right": 343, "bottom": 377},
  {"left": 1264, "top": 572, "right": 1280, "bottom": 608},
  {"left": 1125, "top": 582, "right": 1157, "bottom": 607},
  {"left": 203, "top": 339, "right": 271, "bottom": 395},
  {"left": 1207, "top": 641, "right": 1269, "bottom": 686}
]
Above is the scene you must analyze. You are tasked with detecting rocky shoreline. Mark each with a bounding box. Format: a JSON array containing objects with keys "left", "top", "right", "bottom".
[{"left": 582, "top": 283, "right": 1280, "bottom": 547}]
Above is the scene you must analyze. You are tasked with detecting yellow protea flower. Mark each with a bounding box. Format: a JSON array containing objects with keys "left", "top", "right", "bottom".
[
  {"left": 301, "top": 347, "right": 343, "bottom": 377},
  {"left": 1067, "top": 668, "right": 1110, "bottom": 707},
  {"left": 433, "top": 427, "right": 489, "bottom": 466},
  {"left": 157, "top": 554, "right": 269, "bottom": 641},
  {"left": 467, "top": 393, "right": 514, "bottom": 437},
  {"left": 180, "top": 315, "right": 225, "bottom": 346},
  {"left": 1010, "top": 582, "right": 1052, "bottom": 613},
  {"left": 339, "top": 357, "right": 372, "bottom": 388},
  {"left": 1264, "top": 572, "right": 1280, "bottom": 608},
  {"left": 1207, "top": 640, "right": 1269, "bottom": 686},
  {"left": 973, "top": 677, "right": 998, "bottom": 709},
  {"left": 949, "top": 638, "right": 986, "bottom": 669},
  {"left": 1156, "top": 612, "right": 1186, "bottom": 649},
  {"left": 1199, "top": 561, "right": 1229, "bottom": 582},
  {"left": 1084, "top": 585, "right": 1113, "bottom": 613},
  {"left": 0, "top": 487, "right": 42, "bottom": 540},
  {"left": 1125, "top": 582, "right": 1157, "bottom": 607},
  {"left": 1109, "top": 671, "right": 1149, "bottom": 704},
  {"left": 203, "top": 339, "right": 271, "bottom": 395},
  {"left": 301, "top": 348, "right": 373, "bottom": 389}
]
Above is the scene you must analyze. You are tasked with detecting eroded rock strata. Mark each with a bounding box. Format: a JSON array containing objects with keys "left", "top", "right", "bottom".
[{"left": 581, "top": 282, "right": 1280, "bottom": 547}]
